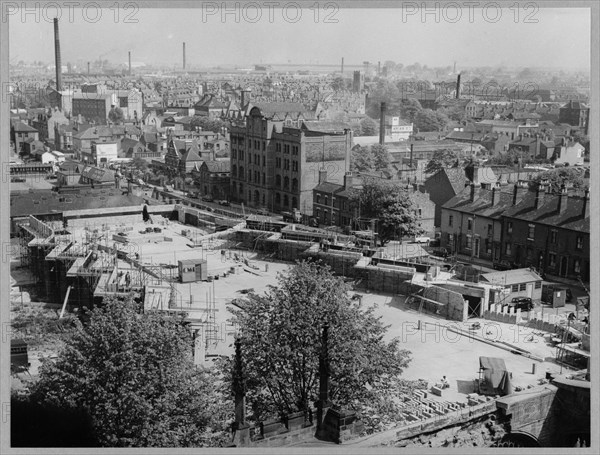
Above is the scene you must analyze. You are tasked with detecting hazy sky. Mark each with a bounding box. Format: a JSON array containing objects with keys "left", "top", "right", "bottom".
[{"left": 8, "top": 5, "right": 591, "bottom": 70}]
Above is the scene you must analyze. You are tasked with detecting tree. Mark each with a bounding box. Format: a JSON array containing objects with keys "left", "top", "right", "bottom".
[
  {"left": 223, "top": 261, "right": 411, "bottom": 425},
  {"left": 131, "top": 157, "right": 148, "bottom": 173},
  {"left": 108, "top": 106, "right": 124, "bottom": 125},
  {"left": 370, "top": 144, "right": 391, "bottom": 172},
  {"left": 350, "top": 178, "right": 423, "bottom": 244},
  {"left": 351, "top": 145, "right": 374, "bottom": 173},
  {"left": 414, "top": 109, "right": 449, "bottom": 132},
  {"left": 331, "top": 76, "right": 348, "bottom": 92},
  {"left": 359, "top": 117, "right": 378, "bottom": 136},
  {"left": 398, "top": 98, "right": 422, "bottom": 122},
  {"left": 424, "top": 149, "right": 460, "bottom": 174},
  {"left": 29, "top": 296, "right": 230, "bottom": 447},
  {"left": 190, "top": 116, "right": 230, "bottom": 134},
  {"left": 532, "top": 167, "right": 586, "bottom": 193}
]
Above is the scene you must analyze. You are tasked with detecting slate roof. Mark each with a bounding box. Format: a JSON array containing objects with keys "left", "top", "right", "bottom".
[
  {"left": 81, "top": 165, "right": 116, "bottom": 183},
  {"left": 313, "top": 182, "right": 342, "bottom": 194},
  {"left": 180, "top": 146, "right": 202, "bottom": 163},
  {"left": 12, "top": 121, "right": 38, "bottom": 132},
  {"left": 301, "top": 120, "right": 350, "bottom": 133},
  {"left": 203, "top": 160, "right": 231, "bottom": 173},
  {"left": 502, "top": 190, "right": 590, "bottom": 232},
  {"left": 441, "top": 186, "right": 517, "bottom": 219}
]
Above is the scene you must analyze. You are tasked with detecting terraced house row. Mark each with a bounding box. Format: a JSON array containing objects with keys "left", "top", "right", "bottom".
[{"left": 440, "top": 180, "right": 590, "bottom": 281}]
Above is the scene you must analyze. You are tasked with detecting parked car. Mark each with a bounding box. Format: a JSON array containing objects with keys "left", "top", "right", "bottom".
[
  {"left": 493, "top": 260, "right": 512, "bottom": 271},
  {"left": 201, "top": 195, "right": 213, "bottom": 202},
  {"left": 427, "top": 247, "right": 449, "bottom": 259},
  {"left": 218, "top": 200, "right": 231, "bottom": 206},
  {"left": 413, "top": 235, "right": 431, "bottom": 244},
  {"left": 507, "top": 297, "right": 534, "bottom": 311}
]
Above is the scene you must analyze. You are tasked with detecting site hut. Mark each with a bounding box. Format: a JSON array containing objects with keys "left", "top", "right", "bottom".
[
  {"left": 178, "top": 259, "right": 208, "bottom": 283},
  {"left": 480, "top": 268, "right": 543, "bottom": 303}
]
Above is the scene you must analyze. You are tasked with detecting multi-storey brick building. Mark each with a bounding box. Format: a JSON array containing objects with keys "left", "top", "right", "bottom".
[
  {"left": 501, "top": 185, "right": 590, "bottom": 281},
  {"left": 229, "top": 104, "right": 352, "bottom": 214}
]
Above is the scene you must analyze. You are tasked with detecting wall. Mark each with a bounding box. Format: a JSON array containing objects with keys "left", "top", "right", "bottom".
[
  {"left": 496, "top": 385, "right": 558, "bottom": 446},
  {"left": 422, "top": 285, "right": 468, "bottom": 322}
]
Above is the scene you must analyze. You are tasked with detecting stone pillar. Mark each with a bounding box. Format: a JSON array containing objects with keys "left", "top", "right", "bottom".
[
  {"left": 232, "top": 337, "right": 250, "bottom": 446},
  {"left": 315, "top": 323, "right": 331, "bottom": 440}
]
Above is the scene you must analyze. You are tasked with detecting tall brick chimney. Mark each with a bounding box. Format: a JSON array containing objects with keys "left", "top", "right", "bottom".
[
  {"left": 470, "top": 183, "right": 479, "bottom": 202},
  {"left": 53, "top": 18, "right": 63, "bottom": 109},
  {"left": 582, "top": 188, "right": 590, "bottom": 218},
  {"left": 513, "top": 181, "right": 528, "bottom": 205},
  {"left": 379, "top": 102, "right": 386, "bottom": 145},
  {"left": 534, "top": 181, "right": 546, "bottom": 209},
  {"left": 455, "top": 73, "right": 461, "bottom": 99},
  {"left": 343, "top": 171, "right": 353, "bottom": 189},
  {"left": 183, "top": 42, "right": 186, "bottom": 69},
  {"left": 128, "top": 51, "right": 131, "bottom": 75},
  {"left": 318, "top": 169, "right": 327, "bottom": 184},
  {"left": 557, "top": 184, "right": 568, "bottom": 213},
  {"left": 491, "top": 184, "right": 501, "bottom": 206},
  {"left": 341, "top": 57, "right": 344, "bottom": 74}
]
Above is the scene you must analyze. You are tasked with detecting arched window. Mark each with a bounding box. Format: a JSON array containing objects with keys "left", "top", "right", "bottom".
[
  {"left": 276, "top": 175, "right": 282, "bottom": 187},
  {"left": 239, "top": 166, "right": 244, "bottom": 179},
  {"left": 254, "top": 190, "right": 260, "bottom": 204},
  {"left": 284, "top": 176, "right": 289, "bottom": 189},
  {"left": 283, "top": 195, "right": 289, "bottom": 207},
  {"left": 292, "top": 178, "right": 298, "bottom": 192},
  {"left": 275, "top": 193, "right": 281, "bottom": 204},
  {"left": 232, "top": 164, "right": 237, "bottom": 177},
  {"left": 292, "top": 197, "right": 297, "bottom": 209}
]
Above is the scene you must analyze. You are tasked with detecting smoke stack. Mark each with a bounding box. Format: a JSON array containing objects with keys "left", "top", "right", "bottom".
[
  {"left": 341, "top": 57, "right": 344, "bottom": 74},
  {"left": 318, "top": 169, "right": 327, "bottom": 184},
  {"left": 183, "top": 42, "right": 186, "bottom": 70},
  {"left": 456, "top": 73, "right": 461, "bottom": 99},
  {"left": 492, "top": 185, "right": 501, "bottom": 206},
  {"left": 378, "top": 61, "right": 381, "bottom": 76},
  {"left": 410, "top": 143, "right": 414, "bottom": 168},
  {"left": 379, "top": 102, "right": 386, "bottom": 145},
  {"left": 535, "top": 181, "right": 546, "bottom": 209},
  {"left": 453, "top": 61, "right": 456, "bottom": 74},
  {"left": 53, "top": 18, "right": 63, "bottom": 108},
  {"left": 128, "top": 51, "right": 131, "bottom": 75},
  {"left": 87, "top": 61, "right": 90, "bottom": 75}
]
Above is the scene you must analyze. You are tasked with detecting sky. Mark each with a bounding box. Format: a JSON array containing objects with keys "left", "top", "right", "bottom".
[{"left": 8, "top": 5, "right": 591, "bottom": 70}]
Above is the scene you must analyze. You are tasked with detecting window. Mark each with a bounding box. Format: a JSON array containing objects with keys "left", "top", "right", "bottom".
[
  {"left": 262, "top": 156, "right": 266, "bottom": 167},
  {"left": 275, "top": 193, "right": 281, "bottom": 204},
  {"left": 528, "top": 224, "right": 535, "bottom": 240},
  {"left": 574, "top": 260, "right": 581, "bottom": 274},
  {"left": 417, "top": 208, "right": 422, "bottom": 217},
  {"left": 448, "top": 215, "right": 453, "bottom": 227},
  {"left": 487, "top": 224, "right": 493, "bottom": 236},
  {"left": 284, "top": 176, "right": 289, "bottom": 189},
  {"left": 485, "top": 239, "right": 491, "bottom": 254},
  {"left": 549, "top": 253, "right": 556, "bottom": 267},
  {"left": 576, "top": 235, "right": 583, "bottom": 250},
  {"left": 507, "top": 222, "right": 513, "bottom": 234},
  {"left": 511, "top": 284, "right": 519, "bottom": 292},
  {"left": 535, "top": 281, "right": 542, "bottom": 289},
  {"left": 316, "top": 194, "right": 321, "bottom": 204},
  {"left": 276, "top": 175, "right": 281, "bottom": 188},
  {"left": 519, "top": 283, "right": 526, "bottom": 292},
  {"left": 292, "top": 161, "right": 298, "bottom": 172},
  {"left": 466, "top": 234, "right": 472, "bottom": 249},
  {"left": 550, "top": 230, "right": 557, "bottom": 244},
  {"left": 467, "top": 218, "right": 473, "bottom": 231},
  {"left": 505, "top": 243, "right": 512, "bottom": 255}
]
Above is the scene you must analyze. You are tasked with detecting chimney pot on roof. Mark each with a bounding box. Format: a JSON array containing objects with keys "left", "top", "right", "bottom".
[
  {"left": 558, "top": 184, "right": 568, "bottom": 214},
  {"left": 583, "top": 188, "right": 590, "bottom": 218}
]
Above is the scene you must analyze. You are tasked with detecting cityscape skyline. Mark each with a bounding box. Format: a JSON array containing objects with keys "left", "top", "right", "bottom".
[{"left": 8, "top": 6, "right": 591, "bottom": 71}]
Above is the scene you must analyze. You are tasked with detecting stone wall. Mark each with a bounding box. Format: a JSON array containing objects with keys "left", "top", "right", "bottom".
[{"left": 422, "top": 285, "right": 468, "bottom": 322}]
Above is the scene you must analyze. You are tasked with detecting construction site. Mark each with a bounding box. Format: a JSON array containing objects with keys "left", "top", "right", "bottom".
[{"left": 11, "top": 201, "right": 590, "bottom": 446}]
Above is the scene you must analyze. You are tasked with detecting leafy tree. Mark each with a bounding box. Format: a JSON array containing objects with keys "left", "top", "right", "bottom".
[
  {"left": 331, "top": 76, "right": 349, "bottom": 92},
  {"left": 424, "top": 149, "right": 460, "bottom": 174},
  {"left": 222, "top": 261, "right": 411, "bottom": 424},
  {"left": 398, "top": 98, "right": 422, "bottom": 122},
  {"left": 571, "top": 131, "right": 590, "bottom": 155},
  {"left": 414, "top": 109, "right": 449, "bottom": 132},
  {"left": 351, "top": 145, "right": 374, "bottom": 173},
  {"left": 359, "top": 117, "right": 378, "bottom": 136},
  {"left": 29, "top": 296, "right": 230, "bottom": 447},
  {"left": 370, "top": 144, "right": 392, "bottom": 172},
  {"left": 532, "top": 167, "right": 586, "bottom": 193},
  {"left": 350, "top": 178, "right": 422, "bottom": 244},
  {"left": 131, "top": 157, "right": 148, "bottom": 173},
  {"left": 108, "top": 106, "right": 124, "bottom": 124},
  {"left": 190, "top": 116, "right": 230, "bottom": 134}
]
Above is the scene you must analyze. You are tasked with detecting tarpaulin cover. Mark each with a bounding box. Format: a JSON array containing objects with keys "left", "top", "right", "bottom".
[{"left": 480, "top": 356, "right": 511, "bottom": 394}]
